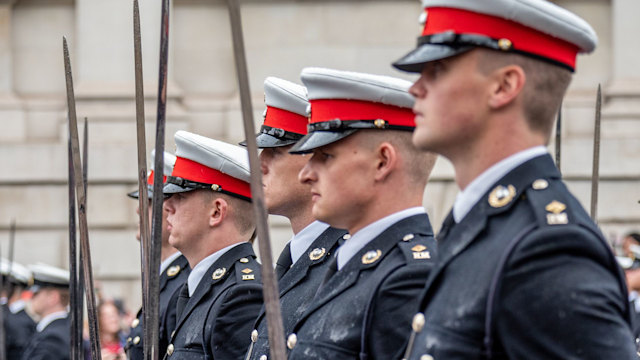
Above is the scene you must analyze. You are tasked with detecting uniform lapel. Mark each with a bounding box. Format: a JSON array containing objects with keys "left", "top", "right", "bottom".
[
  {"left": 420, "top": 154, "right": 560, "bottom": 305},
  {"left": 172, "top": 243, "right": 255, "bottom": 333},
  {"left": 295, "top": 214, "right": 431, "bottom": 327}
]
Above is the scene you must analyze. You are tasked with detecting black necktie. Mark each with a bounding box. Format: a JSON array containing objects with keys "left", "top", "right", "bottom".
[
  {"left": 175, "top": 283, "right": 189, "bottom": 320},
  {"left": 275, "top": 243, "right": 292, "bottom": 280}
]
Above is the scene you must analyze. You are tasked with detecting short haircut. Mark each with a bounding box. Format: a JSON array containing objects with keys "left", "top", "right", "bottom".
[
  {"left": 477, "top": 49, "right": 573, "bottom": 141},
  {"left": 627, "top": 233, "right": 640, "bottom": 243},
  {"left": 57, "top": 288, "right": 70, "bottom": 307},
  {"left": 200, "top": 191, "right": 256, "bottom": 237},
  {"left": 358, "top": 129, "right": 437, "bottom": 188}
]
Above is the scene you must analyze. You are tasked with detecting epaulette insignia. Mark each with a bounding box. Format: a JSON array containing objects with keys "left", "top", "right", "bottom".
[
  {"left": 545, "top": 200, "right": 568, "bottom": 225},
  {"left": 309, "top": 247, "right": 326, "bottom": 261},
  {"left": 241, "top": 268, "right": 255, "bottom": 280},
  {"left": 411, "top": 245, "right": 431, "bottom": 259},
  {"left": 362, "top": 250, "right": 382, "bottom": 265},
  {"left": 488, "top": 184, "right": 516, "bottom": 208},
  {"left": 402, "top": 234, "right": 415, "bottom": 242},
  {"left": 239, "top": 257, "right": 249, "bottom": 263},
  {"left": 532, "top": 179, "right": 549, "bottom": 190},
  {"left": 212, "top": 267, "right": 226, "bottom": 280},
  {"left": 166, "top": 265, "right": 181, "bottom": 277}
]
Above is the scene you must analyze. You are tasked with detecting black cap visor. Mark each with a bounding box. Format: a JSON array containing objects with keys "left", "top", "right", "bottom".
[
  {"left": 163, "top": 182, "right": 198, "bottom": 195},
  {"left": 239, "top": 125, "right": 304, "bottom": 149},
  {"left": 393, "top": 43, "right": 474, "bottom": 73},
  {"left": 127, "top": 185, "right": 154, "bottom": 200},
  {"left": 289, "top": 130, "right": 357, "bottom": 154}
]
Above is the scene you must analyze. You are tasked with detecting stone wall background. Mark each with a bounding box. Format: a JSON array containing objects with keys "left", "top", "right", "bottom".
[{"left": 0, "top": 0, "right": 637, "bottom": 310}]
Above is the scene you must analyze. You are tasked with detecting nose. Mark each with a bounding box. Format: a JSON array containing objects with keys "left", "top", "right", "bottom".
[
  {"left": 163, "top": 196, "right": 176, "bottom": 214},
  {"left": 259, "top": 150, "right": 268, "bottom": 175},
  {"left": 409, "top": 76, "right": 426, "bottom": 98},
  {"left": 298, "top": 157, "right": 316, "bottom": 185}
]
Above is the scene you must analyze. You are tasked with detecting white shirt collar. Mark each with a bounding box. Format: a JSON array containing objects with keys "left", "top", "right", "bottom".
[
  {"left": 453, "top": 146, "right": 548, "bottom": 223},
  {"left": 36, "top": 311, "right": 67, "bottom": 332},
  {"left": 187, "top": 243, "right": 245, "bottom": 297},
  {"left": 289, "top": 221, "right": 330, "bottom": 264},
  {"left": 159, "top": 251, "right": 183, "bottom": 275},
  {"left": 9, "top": 299, "right": 26, "bottom": 314},
  {"left": 337, "top": 207, "right": 426, "bottom": 270}
]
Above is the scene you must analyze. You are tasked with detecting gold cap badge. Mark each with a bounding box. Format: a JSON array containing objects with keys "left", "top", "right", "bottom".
[
  {"left": 362, "top": 250, "right": 382, "bottom": 265},
  {"left": 167, "top": 265, "right": 181, "bottom": 277},
  {"left": 309, "top": 248, "right": 326, "bottom": 261},
  {"left": 212, "top": 267, "right": 226, "bottom": 280},
  {"left": 488, "top": 184, "right": 516, "bottom": 208}
]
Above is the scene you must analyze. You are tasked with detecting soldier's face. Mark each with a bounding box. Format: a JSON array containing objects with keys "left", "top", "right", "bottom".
[
  {"left": 163, "top": 190, "right": 212, "bottom": 252},
  {"left": 135, "top": 201, "right": 171, "bottom": 246},
  {"left": 298, "top": 133, "right": 376, "bottom": 232},
  {"left": 409, "top": 50, "right": 490, "bottom": 157},
  {"left": 259, "top": 146, "right": 311, "bottom": 217}
]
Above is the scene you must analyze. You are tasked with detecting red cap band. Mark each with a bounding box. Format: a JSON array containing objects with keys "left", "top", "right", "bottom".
[
  {"left": 309, "top": 99, "right": 415, "bottom": 127},
  {"left": 264, "top": 106, "right": 309, "bottom": 135},
  {"left": 146, "top": 170, "right": 167, "bottom": 186},
  {"left": 423, "top": 7, "right": 579, "bottom": 70},
  {"left": 171, "top": 157, "right": 251, "bottom": 199}
]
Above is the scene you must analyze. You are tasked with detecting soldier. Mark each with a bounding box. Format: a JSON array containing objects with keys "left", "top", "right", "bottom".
[
  {"left": 241, "top": 77, "right": 347, "bottom": 360},
  {"left": 393, "top": 0, "right": 637, "bottom": 358},
  {"left": 125, "top": 150, "right": 190, "bottom": 359},
  {"left": 161, "top": 131, "right": 263, "bottom": 360},
  {"left": 284, "top": 67, "right": 437, "bottom": 359},
  {"left": 21, "top": 264, "right": 70, "bottom": 360},
  {"left": 1, "top": 260, "right": 36, "bottom": 360}
]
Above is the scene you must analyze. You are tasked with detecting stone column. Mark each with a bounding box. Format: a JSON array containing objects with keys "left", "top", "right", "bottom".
[
  {"left": 0, "top": 0, "right": 26, "bottom": 142},
  {"left": 606, "top": 0, "right": 640, "bottom": 119}
]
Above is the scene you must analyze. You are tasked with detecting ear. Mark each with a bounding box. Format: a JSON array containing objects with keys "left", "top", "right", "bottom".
[
  {"left": 374, "top": 142, "right": 397, "bottom": 182},
  {"left": 209, "top": 197, "right": 228, "bottom": 227},
  {"left": 488, "top": 65, "right": 525, "bottom": 109}
]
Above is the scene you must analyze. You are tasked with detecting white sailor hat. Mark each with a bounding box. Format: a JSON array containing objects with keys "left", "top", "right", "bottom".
[
  {"left": 28, "top": 263, "right": 69, "bottom": 291},
  {"left": 393, "top": 0, "right": 598, "bottom": 73},
  {"left": 164, "top": 131, "right": 252, "bottom": 202},
  {"left": 127, "top": 150, "right": 177, "bottom": 199},
  {"left": 240, "top": 77, "right": 310, "bottom": 148},
  {"left": 0, "top": 259, "right": 32, "bottom": 286},
  {"left": 289, "top": 67, "right": 415, "bottom": 154}
]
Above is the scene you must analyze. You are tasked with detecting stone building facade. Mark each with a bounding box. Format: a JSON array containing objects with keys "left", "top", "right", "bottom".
[{"left": 0, "top": 0, "right": 638, "bottom": 309}]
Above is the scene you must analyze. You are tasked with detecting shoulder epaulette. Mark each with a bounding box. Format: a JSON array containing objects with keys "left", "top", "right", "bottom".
[
  {"left": 397, "top": 233, "right": 435, "bottom": 264},
  {"left": 234, "top": 256, "right": 262, "bottom": 283},
  {"left": 524, "top": 178, "right": 574, "bottom": 228}
]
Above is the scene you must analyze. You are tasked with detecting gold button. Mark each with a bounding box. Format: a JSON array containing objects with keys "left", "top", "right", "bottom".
[
  {"left": 286, "top": 333, "right": 297, "bottom": 350},
  {"left": 412, "top": 313, "right": 425, "bottom": 332},
  {"left": 126, "top": 337, "right": 132, "bottom": 343},
  {"left": 532, "top": 179, "right": 549, "bottom": 190},
  {"left": 420, "top": 355, "right": 434, "bottom": 360},
  {"left": 131, "top": 318, "right": 140, "bottom": 328},
  {"left": 167, "top": 344, "right": 174, "bottom": 356},
  {"left": 403, "top": 234, "right": 415, "bottom": 241},
  {"left": 259, "top": 356, "right": 267, "bottom": 360},
  {"left": 133, "top": 336, "right": 140, "bottom": 345},
  {"left": 343, "top": 234, "right": 351, "bottom": 240},
  {"left": 240, "top": 257, "right": 249, "bottom": 263},
  {"left": 251, "top": 329, "right": 258, "bottom": 342}
]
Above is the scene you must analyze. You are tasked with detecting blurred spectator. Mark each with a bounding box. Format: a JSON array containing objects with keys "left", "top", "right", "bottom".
[{"left": 98, "top": 300, "right": 125, "bottom": 360}]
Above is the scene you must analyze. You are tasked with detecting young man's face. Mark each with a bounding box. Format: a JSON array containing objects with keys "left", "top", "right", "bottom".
[
  {"left": 163, "top": 190, "right": 212, "bottom": 252},
  {"left": 136, "top": 200, "right": 170, "bottom": 246},
  {"left": 409, "top": 50, "right": 490, "bottom": 156},
  {"left": 259, "top": 145, "right": 311, "bottom": 217},
  {"left": 298, "top": 133, "right": 376, "bottom": 231}
]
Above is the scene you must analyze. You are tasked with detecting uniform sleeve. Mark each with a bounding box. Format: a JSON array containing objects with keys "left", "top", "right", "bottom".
[
  {"left": 367, "top": 262, "right": 432, "bottom": 360},
  {"left": 210, "top": 283, "right": 264, "bottom": 360},
  {"left": 22, "top": 336, "right": 66, "bottom": 360},
  {"left": 497, "top": 225, "right": 636, "bottom": 359}
]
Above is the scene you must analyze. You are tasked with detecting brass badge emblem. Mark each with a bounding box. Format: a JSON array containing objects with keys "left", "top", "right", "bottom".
[
  {"left": 532, "top": 179, "right": 549, "bottom": 190},
  {"left": 241, "top": 268, "right": 253, "bottom": 274},
  {"left": 412, "top": 245, "right": 430, "bottom": 260},
  {"left": 488, "top": 185, "right": 516, "bottom": 208},
  {"left": 411, "top": 245, "right": 427, "bottom": 252},
  {"left": 498, "top": 38, "right": 513, "bottom": 51},
  {"left": 212, "top": 267, "right": 226, "bottom": 280},
  {"left": 166, "top": 265, "right": 181, "bottom": 277},
  {"left": 211, "top": 184, "right": 221, "bottom": 191},
  {"left": 309, "top": 248, "right": 326, "bottom": 261},
  {"left": 374, "top": 119, "right": 386, "bottom": 129},
  {"left": 362, "top": 250, "right": 382, "bottom": 265},
  {"left": 545, "top": 200, "right": 568, "bottom": 225},
  {"left": 242, "top": 274, "right": 255, "bottom": 281}
]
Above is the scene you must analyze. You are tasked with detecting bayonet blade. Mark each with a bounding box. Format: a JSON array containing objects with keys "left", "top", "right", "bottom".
[{"left": 590, "top": 84, "right": 602, "bottom": 222}]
